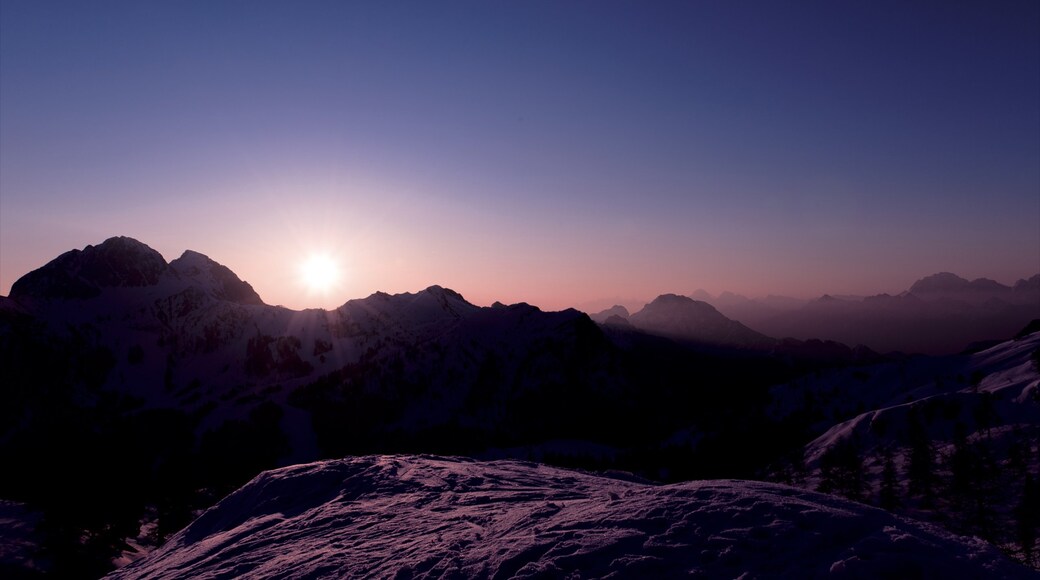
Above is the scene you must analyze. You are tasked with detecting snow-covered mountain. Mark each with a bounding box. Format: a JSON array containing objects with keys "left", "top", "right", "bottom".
[
  {"left": 1, "top": 237, "right": 855, "bottom": 473},
  {"left": 107, "top": 455, "right": 1032, "bottom": 579},
  {"left": 0, "top": 237, "right": 820, "bottom": 574},
  {"left": 4, "top": 237, "right": 1038, "bottom": 575}
]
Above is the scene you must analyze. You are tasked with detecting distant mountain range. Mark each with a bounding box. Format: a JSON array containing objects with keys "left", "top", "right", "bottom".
[
  {"left": 671, "top": 272, "right": 1039, "bottom": 355},
  {"left": 2, "top": 236, "right": 1038, "bottom": 576}
]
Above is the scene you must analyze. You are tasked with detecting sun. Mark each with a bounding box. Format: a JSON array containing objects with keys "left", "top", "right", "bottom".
[{"left": 300, "top": 254, "right": 341, "bottom": 293}]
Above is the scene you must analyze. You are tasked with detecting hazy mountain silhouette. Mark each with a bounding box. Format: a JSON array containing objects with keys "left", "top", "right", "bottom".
[
  {"left": 593, "top": 296, "right": 880, "bottom": 367},
  {"left": 908, "top": 271, "right": 1018, "bottom": 302},
  {"left": 694, "top": 273, "right": 1039, "bottom": 355},
  {"left": 587, "top": 304, "right": 629, "bottom": 324},
  {"left": 627, "top": 294, "right": 774, "bottom": 349}
]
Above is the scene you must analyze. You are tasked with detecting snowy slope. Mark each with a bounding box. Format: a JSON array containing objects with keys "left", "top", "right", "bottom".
[
  {"left": 795, "top": 330, "right": 1040, "bottom": 466},
  {"left": 769, "top": 328, "right": 1040, "bottom": 565},
  {"left": 108, "top": 455, "right": 1031, "bottom": 579},
  {"left": 0, "top": 500, "right": 44, "bottom": 576}
]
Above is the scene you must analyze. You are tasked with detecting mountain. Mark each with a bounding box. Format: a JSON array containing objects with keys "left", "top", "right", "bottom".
[
  {"left": 627, "top": 294, "right": 774, "bottom": 349},
  {"left": 685, "top": 290, "right": 806, "bottom": 330},
  {"left": 9, "top": 236, "right": 170, "bottom": 301},
  {"left": 907, "top": 272, "right": 1018, "bottom": 303},
  {"left": 1016, "top": 274, "right": 1040, "bottom": 293},
  {"left": 107, "top": 455, "right": 1032, "bottom": 579},
  {"left": 702, "top": 273, "right": 1040, "bottom": 355},
  {"left": 169, "top": 250, "right": 264, "bottom": 306},
  {"left": 10, "top": 237, "right": 264, "bottom": 306},
  {"left": 616, "top": 294, "right": 869, "bottom": 365},
  {"left": 689, "top": 288, "right": 713, "bottom": 301},
  {"left": 588, "top": 304, "right": 629, "bottom": 324}
]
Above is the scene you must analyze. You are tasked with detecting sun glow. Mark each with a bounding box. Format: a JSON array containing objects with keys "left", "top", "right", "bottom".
[{"left": 300, "top": 254, "right": 341, "bottom": 293}]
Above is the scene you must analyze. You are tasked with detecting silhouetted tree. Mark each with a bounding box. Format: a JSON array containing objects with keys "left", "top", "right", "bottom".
[
  {"left": 790, "top": 449, "right": 809, "bottom": 486},
  {"left": 947, "top": 422, "right": 975, "bottom": 511},
  {"left": 878, "top": 447, "right": 901, "bottom": 511},
  {"left": 969, "top": 370, "right": 985, "bottom": 393},
  {"left": 817, "top": 437, "right": 865, "bottom": 501},
  {"left": 966, "top": 440, "right": 1000, "bottom": 541},
  {"left": 906, "top": 407, "right": 937, "bottom": 507},
  {"left": 973, "top": 392, "right": 997, "bottom": 439},
  {"left": 1006, "top": 426, "right": 1027, "bottom": 479}
]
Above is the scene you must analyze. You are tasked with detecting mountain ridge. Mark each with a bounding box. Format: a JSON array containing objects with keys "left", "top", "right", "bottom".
[{"left": 685, "top": 271, "right": 1039, "bottom": 355}]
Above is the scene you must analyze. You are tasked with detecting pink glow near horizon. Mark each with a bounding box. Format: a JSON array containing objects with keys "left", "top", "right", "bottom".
[{"left": 2, "top": 203, "right": 1035, "bottom": 314}]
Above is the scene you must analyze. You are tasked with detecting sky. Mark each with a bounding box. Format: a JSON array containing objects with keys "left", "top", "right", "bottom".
[{"left": 2, "top": 1, "right": 1038, "bottom": 312}]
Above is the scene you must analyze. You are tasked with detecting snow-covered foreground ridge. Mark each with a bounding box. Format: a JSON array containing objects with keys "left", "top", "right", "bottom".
[{"left": 108, "top": 455, "right": 1031, "bottom": 579}]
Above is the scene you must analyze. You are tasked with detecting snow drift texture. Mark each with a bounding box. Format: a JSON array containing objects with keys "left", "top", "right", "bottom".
[{"left": 108, "top": 455, "right": 1031, "bottom": 579}]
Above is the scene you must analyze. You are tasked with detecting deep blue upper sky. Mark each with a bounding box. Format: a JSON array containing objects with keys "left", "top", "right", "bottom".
[{"left": 2, "top": 1, "right": 1038, "bottom": 310}]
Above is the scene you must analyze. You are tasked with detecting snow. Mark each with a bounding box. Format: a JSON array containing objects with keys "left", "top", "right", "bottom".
[
  {"left": 107, "top": 455, "right": 1032, "bottom": 579},
  {"left": 0, "top": 500, "right": 44, "bottom": 574},
  {"left": 799, "top": 331, "right": 1040, "bottom": 466}
]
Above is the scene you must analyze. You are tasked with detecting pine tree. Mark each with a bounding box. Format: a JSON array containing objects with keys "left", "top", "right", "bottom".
[
  {"left": 973, "top": 392, "right": 997, "bottom": 439},
  {"left": 878, "top": 447, "right": 901, "bottom": 511},
  {"left": 1006, "top": 426, "right": 1026, "bottom": 479},
  {"left": 817, "top": 437, "right": 865, "bottom": 502},
  {"left": 946, "top": 421, "right": 974, "bottom": 516},
  {"left": 789, "top": 449, "right": 808, "bottom": 486},
  {"left": 906, "top": 407, "right": 937, "bottom": 507},
  {"left": 967, "top": 439, "right": 1000, "bottom": 541}
]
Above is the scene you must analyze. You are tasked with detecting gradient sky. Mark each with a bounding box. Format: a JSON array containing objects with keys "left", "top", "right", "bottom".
[{"left": 2, "top": 1, "right": 1038, "bottom": 311}]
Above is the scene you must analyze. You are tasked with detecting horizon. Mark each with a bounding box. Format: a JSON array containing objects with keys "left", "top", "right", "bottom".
[
  {"left": 4, "top": 233, "right": 1037, "bottom": 316},
  {"left": 2, "top": 2, "right": 1038, "bottom": 311}
]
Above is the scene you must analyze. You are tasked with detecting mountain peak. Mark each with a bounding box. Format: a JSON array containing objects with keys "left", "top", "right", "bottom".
[
  {"left": 589, "top": 304, "right": 630, "bottom": 324},
  {"left": 908, "top": 272, "right": 1016, "bottom": 302},
  {"left": 1014, "top": 274, "right": 1040, "bottom": 292},
  {"left": 10, "top": 236, "right": 168, "bottom": 300},
  {"left": 629, "top": 293, "right": 772, "bottom": 348},
  {"left": 421, "top": 285, "right": 467, "bottom": 303},
  {"left": 689, "top": 289, "right": 714, "bottom": 301},
  {"left": 909, "top": 272, "right": 971, "bottom": 294},
  {"left": 170, "top": 250, "right": 263, "bottom": 305},
  {"left": 648, "top": 293, "right": 697, "bottom": 306}
]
